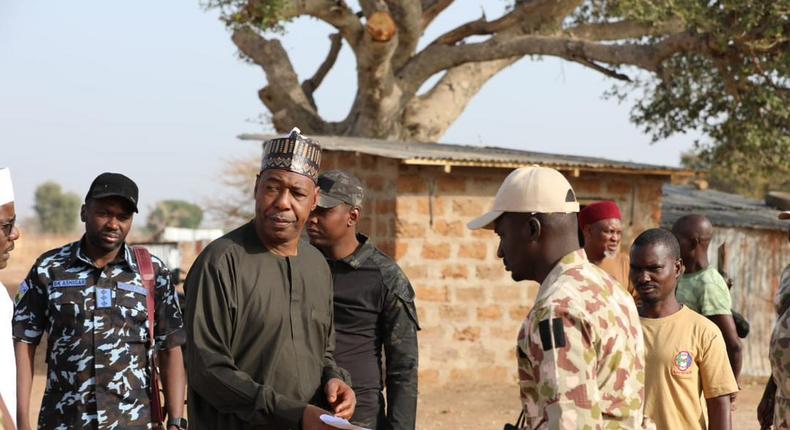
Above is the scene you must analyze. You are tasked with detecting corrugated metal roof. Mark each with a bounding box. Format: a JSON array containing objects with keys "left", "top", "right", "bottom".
[
  {"left": 661, "top": 184, "right": 789, "bottom": 231},
  {"left": 238, "top": 133, "right": 693, "bottom": 176}
]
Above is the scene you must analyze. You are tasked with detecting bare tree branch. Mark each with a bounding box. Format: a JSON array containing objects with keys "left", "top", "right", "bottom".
[
  {"left": 400, "top": 31, "right": 707, "bottom": 92},
  {"left": 565, "top": 18, "right": 685, "bottom": 41},
  {"left": 569, "top": 58, "right": 632, "bottom": 81},
  {"left": 301, "top": 33, "right": 343, "bottom": 109},
  {"left": 401, "top": 58, "right": 517, "bottom": 141},
  {"left": 359, "top": 0, "right": 388, "bottom": 17},
  {"left": 421, "top": 0, "right": 453, "bottom": 31},
  {"left": 428, "top": 1, "right": 533, "bottom": 47},
  {"left": 399, "top": 0, "right": 582, "bottom": 94},
  {"left": 386, "top": 0, "right": 422, "bottom": 69},
  {"left": 424, "top": 0, "right": 584, "bottom": 50},
  {"left": 345, "top": 16, "right": 402, "bottom": 137},
  {"left": 247, "top": 0, "right": 364, "bottom": 50},
  {"left": 232, "top": 27, "right": 330, "bottom": 133}
]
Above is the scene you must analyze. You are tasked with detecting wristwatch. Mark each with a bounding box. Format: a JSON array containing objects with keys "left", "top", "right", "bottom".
[{"left": 167, "top": 417, "right": 188, "bottom": 430}]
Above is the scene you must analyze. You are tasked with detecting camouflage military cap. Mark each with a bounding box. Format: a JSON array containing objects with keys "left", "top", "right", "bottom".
[
  {"left": 317, "top": 170, "right": 365, "bottom": 209},
  {"left": 261, "top": 127, "right": 322, "bottom": 181}
]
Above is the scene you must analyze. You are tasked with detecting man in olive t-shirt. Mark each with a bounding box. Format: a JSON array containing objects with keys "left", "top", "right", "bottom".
[
  {"left": 631, "top": 229, "right": 737, "bottom": 429},
  {"left": 672, "top": 214, "right": 742, "bottom": 382}
]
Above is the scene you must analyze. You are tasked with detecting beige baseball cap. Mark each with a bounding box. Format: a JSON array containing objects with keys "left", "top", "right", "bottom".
[
  {"left": 467, "top": 165, "right": 580, "bottom": 230},
  {"left": 780, "top": 211, "right": 790, "bottom": 220}
]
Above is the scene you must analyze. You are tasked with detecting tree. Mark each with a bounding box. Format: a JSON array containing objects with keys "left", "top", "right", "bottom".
[
  {"left": 205, "top": 155, "right": 259, "bottom": 229},
  {"left": 34, "top": 182, "right": 81, "bottom": 234},
  {"left": 147, "top": 200, "right": 204, "bottom": 238},
  {"left": 204, "top": 0, "right": 788, "bottom": 184},
  {"left": 681, "top": 150, "right": 790, "bottom": 199}
]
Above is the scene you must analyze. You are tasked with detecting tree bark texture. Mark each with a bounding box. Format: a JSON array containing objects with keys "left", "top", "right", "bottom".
[{"left": 230, "top": 0, "right": 762, "bottom": 141}]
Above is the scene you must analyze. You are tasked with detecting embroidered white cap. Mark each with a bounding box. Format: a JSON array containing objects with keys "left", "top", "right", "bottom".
[
  {"left": 0, "top": 168, "right": 13, "bottom": 205},
  {"left": 467, "top": 165, "right": 579, "bottom": 230}
]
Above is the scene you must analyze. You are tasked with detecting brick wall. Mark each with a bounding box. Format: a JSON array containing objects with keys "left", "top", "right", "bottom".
[
  {"left": 321, "top": 151, "right": 669, "bottom": 386},
  {"left": 392, "top": 165, "right": 667, "bottom": 386},
  {"left": 394, "top": 166, "right": 533, "bottom": 386}
]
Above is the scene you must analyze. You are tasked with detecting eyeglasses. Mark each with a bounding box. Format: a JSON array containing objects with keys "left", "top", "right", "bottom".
[{"left": 1, "top": 217, "right": 16, "bottom": 237}]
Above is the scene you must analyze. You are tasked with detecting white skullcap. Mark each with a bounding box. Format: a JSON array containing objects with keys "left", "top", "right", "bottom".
[{"left": 0, "top": 168, "right": 14, "bottom": 205}]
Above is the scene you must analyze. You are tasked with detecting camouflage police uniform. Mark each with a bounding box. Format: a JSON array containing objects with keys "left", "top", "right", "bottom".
[
  {"left": 517, "top": 249, "right": 646, "bottom": 430},
  {"left": 770, "top": 264, "right": 790, "bottom": 428},
  {"left": 13, "top": 239, "right": 186, "bottom": 430}
]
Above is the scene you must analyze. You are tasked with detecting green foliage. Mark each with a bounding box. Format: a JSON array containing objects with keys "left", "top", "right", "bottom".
[
  {"left": 34, "top": 182, "right": 81, "bottom": 234},
  {"left": 607, "top": 0, "right": 789, "bottom": 191},
  {"left": 202, "top": 0, "right": 290, "bottom": 32},
  {"left": 146, "top": 200, "right": 204, "bottom": 234}
]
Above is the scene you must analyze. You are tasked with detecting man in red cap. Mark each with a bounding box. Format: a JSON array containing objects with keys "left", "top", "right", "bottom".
[{"left": 578, "top": 201, "right": 632, "bottom": 294}]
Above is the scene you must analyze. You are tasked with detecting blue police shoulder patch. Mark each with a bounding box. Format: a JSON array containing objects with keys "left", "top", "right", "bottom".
[
  {"left": 15, "top": 280, "right": 30, "bottom": 304},
  {"left": 118, "top": 282, "right": 148, "bottom": 296}
]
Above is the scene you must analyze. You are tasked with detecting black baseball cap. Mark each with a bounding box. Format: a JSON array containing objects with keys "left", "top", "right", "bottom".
[
  {"left": 85, "top": 172, "right": 139, "bottom": 213},
  {"left": 317, "top": 170, "right": 365, "bottom": 209}
]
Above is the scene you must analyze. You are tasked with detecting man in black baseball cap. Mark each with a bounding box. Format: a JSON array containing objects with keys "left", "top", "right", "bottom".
[
  {"left": 85, "top": 172, "right": 139, "bottom": 213},
  {"left": 14, "top": 171, "right": 188, "bottom": 429},
  {"left": 308, "top": 170, "right": 420, "bottom": 430}
]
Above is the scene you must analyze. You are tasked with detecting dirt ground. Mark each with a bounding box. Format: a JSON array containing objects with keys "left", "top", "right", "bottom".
[
  {"left": 24, "top": 350, "right": 766, "bottom": 430},
  {"left": 417, "top": 381, "right": 765, "bottom": 430}
]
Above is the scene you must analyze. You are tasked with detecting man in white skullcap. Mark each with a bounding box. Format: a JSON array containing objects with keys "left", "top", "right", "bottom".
[{"left": 0, "top": 167, "right": 21, "bottom": 429}]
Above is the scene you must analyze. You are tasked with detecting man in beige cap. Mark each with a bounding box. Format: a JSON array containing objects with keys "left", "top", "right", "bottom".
[
  {"left": 758, "top": 210, "right": 790, "bottom": 429},
  {"left": 0, "top": 167, "right": 20, "bottom": 430},
  {"left": 468, "top": 166, "right": 646, "bottom": 429}
]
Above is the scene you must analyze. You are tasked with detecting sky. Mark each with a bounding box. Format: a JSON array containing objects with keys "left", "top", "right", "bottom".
[{"left": 0, "top": 1, "right": 697, "bottom": 225}]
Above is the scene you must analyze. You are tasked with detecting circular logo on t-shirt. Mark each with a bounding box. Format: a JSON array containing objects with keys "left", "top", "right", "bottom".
[{"left": 674, "top": 351, "right": 693, "bottom": 372}]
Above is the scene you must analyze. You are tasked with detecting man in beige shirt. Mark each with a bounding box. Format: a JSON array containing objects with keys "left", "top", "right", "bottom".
[{"left": 632, "top": 228, "right": 737, "bottom": 429}]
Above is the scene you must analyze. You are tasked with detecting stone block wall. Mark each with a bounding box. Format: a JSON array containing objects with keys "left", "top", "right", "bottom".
[{"left": 321, "top": 151, "right": 669, "bottom": 387}]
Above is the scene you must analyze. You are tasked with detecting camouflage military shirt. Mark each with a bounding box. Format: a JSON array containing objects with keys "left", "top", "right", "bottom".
[
  {"left": 770, "top": 264, "right": 790, "bottom": 428},
  {"left": 13, "top": 238, "right": 186, "bottom": 430},
  {"left": 517, "top": 249, "right": 646, "bottom": 429}
]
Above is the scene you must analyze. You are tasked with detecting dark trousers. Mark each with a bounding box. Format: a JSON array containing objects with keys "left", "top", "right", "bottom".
[{"left": 351, "top": 389, "right": 385, "bottom": 429}]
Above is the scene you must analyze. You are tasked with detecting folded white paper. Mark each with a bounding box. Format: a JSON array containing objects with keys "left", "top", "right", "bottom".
[{"left": 319, "top": 414, "right": 371, "bottom": 430}]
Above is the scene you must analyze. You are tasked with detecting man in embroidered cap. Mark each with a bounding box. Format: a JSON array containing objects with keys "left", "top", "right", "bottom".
[
  {"left": 758, "top": 210, "right": 790, "bottom": 429},
  {"left": 467, "top": 165, "right": 646, "bottom": 429},
  {"left": 185, "top": 128, "right": 356, "bottom": 430},
  {"left": 14, "top": 172, "right": 187, "bottom": 430},
  {"left": 0, "top": 167, "right": 20, "bottom": 430},
  {"left": 578, "top": 201, "right": 633, "bottom": 294}
]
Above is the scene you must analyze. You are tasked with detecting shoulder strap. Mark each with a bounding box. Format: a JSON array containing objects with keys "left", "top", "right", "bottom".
[
  {"left": 133, "top": 246, "right": 157, "bottom": 347},
  {"left": 132, "top": 246, "right": 166, "bottom": 425}
]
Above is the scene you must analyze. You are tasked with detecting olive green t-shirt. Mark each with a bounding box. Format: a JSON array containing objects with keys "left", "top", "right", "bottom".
[
  {"left": 676, "top": 266, "right": 732, "bottom": 316},
  {"left": 184, "top": 221, "right": 342, "bottom": 429}
]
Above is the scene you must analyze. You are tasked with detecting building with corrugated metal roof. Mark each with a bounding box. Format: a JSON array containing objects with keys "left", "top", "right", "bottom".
[
  {"left": 240, "top": 134, "right": 699, "bottom": 386},
  {"left": 662, "top": 184, "right": 790, "bottom": 380}
]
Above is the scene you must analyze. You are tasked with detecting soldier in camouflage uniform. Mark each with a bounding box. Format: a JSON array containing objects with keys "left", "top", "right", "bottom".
[
  {"left": 758, "top": 210, "right": 790, "bottom": 429},
  {"left": 13, "top": 173, "right": 187, "bottom": 430},
  {"left": 307, "top": 171, "right": 419, "bottom": 430},
  {"left": 468, "top": 166, "right": 646, "bottom": 429}
]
